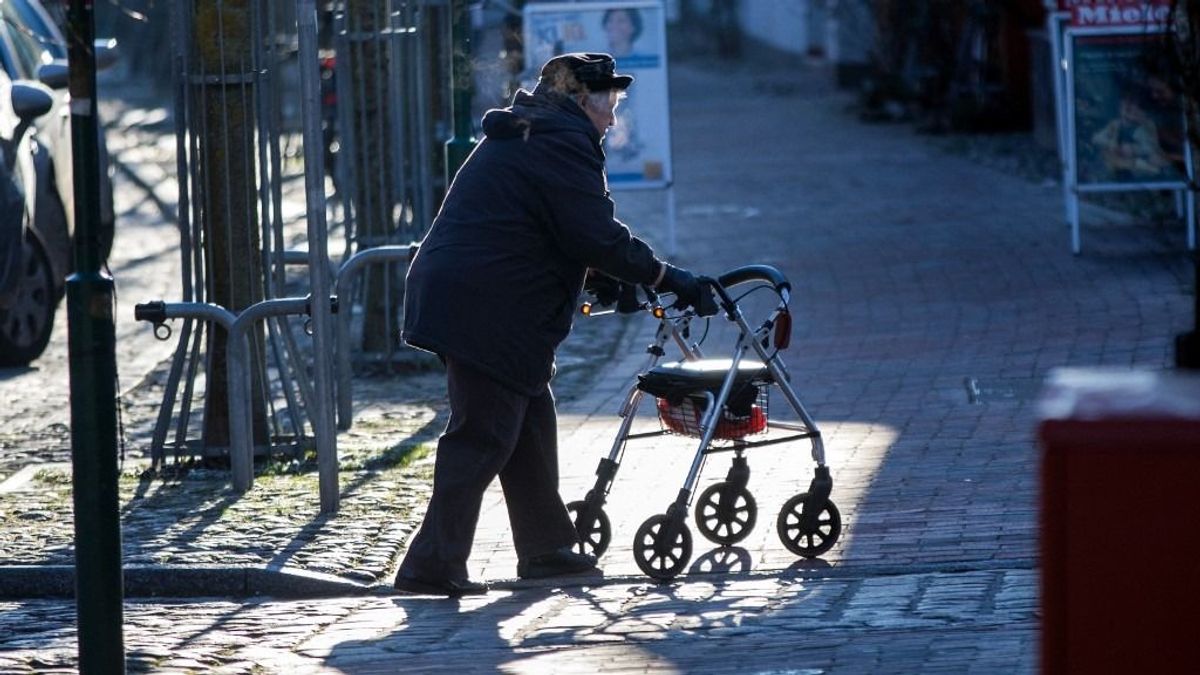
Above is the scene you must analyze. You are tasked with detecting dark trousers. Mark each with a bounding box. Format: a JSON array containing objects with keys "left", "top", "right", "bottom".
[{"left": 398, "top": 358, "right": 579, "bottom": 582}]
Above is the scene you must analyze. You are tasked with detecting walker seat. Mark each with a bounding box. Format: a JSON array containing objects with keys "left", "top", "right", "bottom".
[{"left": 638, "top": 359, "right": 772, "bottom": 439}]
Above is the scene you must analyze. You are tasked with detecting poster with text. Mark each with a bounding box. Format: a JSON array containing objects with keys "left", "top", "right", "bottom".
[
  {"left": 1069, "top": 31, "right": 1187, "bottom": 186},
  {"left": 524, "top": 1, "right": 672, "bottom": 189}
]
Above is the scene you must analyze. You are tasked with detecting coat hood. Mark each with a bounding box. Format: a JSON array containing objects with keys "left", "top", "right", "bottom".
[{"left": 481, "top": 89, "right": 600, "bottom": 146}]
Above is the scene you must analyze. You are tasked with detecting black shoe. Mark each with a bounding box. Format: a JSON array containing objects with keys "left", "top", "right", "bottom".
[
  {"left": 517, "top": 547, "right": 601, "bottom": 580},
  {"left": 393, "top": 574, "right": 489, "bottom": 597}
]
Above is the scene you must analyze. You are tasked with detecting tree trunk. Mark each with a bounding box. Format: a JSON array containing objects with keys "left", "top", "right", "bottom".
[
  {"left": 346, "top": 0, "right": 400, "bottom": 353},
  {"left": 193, "top": 0, "right": 268, "bottom": 449}
]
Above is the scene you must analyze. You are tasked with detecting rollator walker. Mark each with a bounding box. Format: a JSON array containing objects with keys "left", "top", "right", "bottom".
[{"left": 569, "top": 264, "right": 840, "bottom": 581}]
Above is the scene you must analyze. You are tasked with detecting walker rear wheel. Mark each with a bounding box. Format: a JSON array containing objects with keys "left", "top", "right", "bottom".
[
  {"left": 776, "top": 493, "right": 841, "bottom": 558},
  {"left": 694, "top": 482, "right": 757, "bottom": 546},
  {"left": 633, "top": 513, "right": 692, "bottom": 580},
  {"left": 567, "top": 500, "right": 611, "bottom": 558}
]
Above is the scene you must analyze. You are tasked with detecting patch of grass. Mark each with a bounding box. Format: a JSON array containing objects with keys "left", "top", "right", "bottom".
[
  {"left": 341, "top": 442, "right": 432, "bottom": 472},
  {"left": 257, "top": 452, "right": 317, "bottom": 477},
  {"left": 246, "top": 440, "right": 432, "bottom": 475},
  {"left": 32, "top": 469, "right": 71, "bottom": 486}
]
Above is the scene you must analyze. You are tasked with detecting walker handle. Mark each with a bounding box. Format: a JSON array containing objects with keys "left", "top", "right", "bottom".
[{"left": 715, "top": 264, "right": 791, "bottom": 294}]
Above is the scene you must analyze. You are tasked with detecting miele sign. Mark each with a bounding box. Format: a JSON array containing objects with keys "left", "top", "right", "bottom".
[{"left": 1057, "top": 0, "right": 1172, "bottom": 26}]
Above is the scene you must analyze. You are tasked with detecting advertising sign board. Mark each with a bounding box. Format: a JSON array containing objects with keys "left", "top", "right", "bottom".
[
  {"left": 523, "top": 1, "right": 673, "bottom": 190},
  {"left": 1047, "top": 6, "right": 1195, "bottom": 252},
  {"left": 1068, "top": 30, "right": 1188, "bottom": 187}
]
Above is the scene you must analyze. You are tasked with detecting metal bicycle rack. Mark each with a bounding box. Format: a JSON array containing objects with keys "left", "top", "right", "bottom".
[
  {"left": 137, "top": 2, "right": 450, "bottom": 512},
  {"left": 134, "top": 295, "right": 337, "bottom": 493}
]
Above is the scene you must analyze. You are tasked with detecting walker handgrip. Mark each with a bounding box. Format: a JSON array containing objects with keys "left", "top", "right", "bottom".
[{"left": 716, "top": 264, "right": 791, "bottom": 294}]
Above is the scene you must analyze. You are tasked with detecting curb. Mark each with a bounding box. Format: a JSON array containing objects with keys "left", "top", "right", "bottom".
[{"left": 0, "top": 564, "right": 376, "bottom": 600}]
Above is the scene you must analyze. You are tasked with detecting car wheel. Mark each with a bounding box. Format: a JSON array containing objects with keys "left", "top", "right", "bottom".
[{"left": 0, "top": 235, "right": 57, "bottom": 366}]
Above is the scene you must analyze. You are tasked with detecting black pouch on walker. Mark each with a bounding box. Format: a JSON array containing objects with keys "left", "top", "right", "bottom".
[{"left": 637, "top": 359, "right": 771, "bottom": 439}]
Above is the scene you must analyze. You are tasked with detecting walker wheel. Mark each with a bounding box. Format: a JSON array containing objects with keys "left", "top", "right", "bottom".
[
  {"left": 694, "top": 482, "right": 757, "bottom": 546},
  {"left": 566, "top": 500, "right": 611, "bottom": 558},
  {"left": 633, "top": 513, "right": 693, "bottom": 581},
  {"left": 776, "top": 493, "right": 841, "bottom": 558}
]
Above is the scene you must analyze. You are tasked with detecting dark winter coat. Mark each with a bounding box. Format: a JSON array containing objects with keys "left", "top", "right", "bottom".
[{"left": 402, "top": 89, "right": 661, "bottom": 395}]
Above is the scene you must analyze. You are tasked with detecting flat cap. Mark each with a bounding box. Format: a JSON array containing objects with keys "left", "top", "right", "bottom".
[{"left": 538, "top": 52, "right": 634, "bottom": 93}]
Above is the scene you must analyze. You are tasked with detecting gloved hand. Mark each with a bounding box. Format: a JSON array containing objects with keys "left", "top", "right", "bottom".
[
  {"left": 584, "top": 269, "right": 621, "bottom": 307},
  {"left": 657, "top": 263, "right": 717, "bottom": 316}
]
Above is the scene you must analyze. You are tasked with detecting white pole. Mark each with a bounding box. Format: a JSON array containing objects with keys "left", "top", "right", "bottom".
[{"left": 665, "top": 184, "right": 677, "bottom": 257}]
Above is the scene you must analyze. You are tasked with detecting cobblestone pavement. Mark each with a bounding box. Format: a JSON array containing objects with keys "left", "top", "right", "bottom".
[
  {"left": 1, "top": 569, "right": 1036, "bottom": 673},
  {"left": 0, "top": 41, "right": 1194, "bottom": 672}
]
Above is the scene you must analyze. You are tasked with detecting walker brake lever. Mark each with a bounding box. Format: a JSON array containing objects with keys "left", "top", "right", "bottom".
[
  {"left": 695, "top": 277, "right": 721, "bottom": 317},
  {"left": 616, "top": 282, "right": 642, "bottom": 314}
]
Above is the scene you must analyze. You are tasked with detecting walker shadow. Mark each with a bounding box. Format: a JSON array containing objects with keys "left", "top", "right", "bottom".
[
  {"left": 688, "top": 546, "right": 753, "bottom": 575},
  {"left": 321, "top": 577, "right": 815, "bottom": 673}
]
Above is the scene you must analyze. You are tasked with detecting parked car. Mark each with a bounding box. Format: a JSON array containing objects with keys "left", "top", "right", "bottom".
[
  {"left": 0, "top": 0, "right": 116, "bottom": 366},
  {"left": 0, "top": 74, "right": 56, "bottom": 364}
]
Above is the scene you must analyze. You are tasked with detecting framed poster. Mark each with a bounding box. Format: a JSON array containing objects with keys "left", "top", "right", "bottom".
[
  {"left": 1061, "top": 23, "right": 1195, "bottom": 252},
  {"left": 523, "top": 1, "right": 673, "bottom": 189},
  {"left": 1067, "top": 28, "right": 1188, "bottom": 188}
]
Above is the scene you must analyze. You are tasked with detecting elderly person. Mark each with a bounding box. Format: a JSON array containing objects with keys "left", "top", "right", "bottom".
[{"left": 393, "top": 53, "right": 707, "bottom": 597}]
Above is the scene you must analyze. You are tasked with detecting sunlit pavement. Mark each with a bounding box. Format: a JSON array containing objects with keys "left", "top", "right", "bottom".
[
  {"left": 4, "top": 572, "right": 1035, "bottom": 672},
  {"left": 1, "top": 45, "right": 1192, "bottom": 672}
]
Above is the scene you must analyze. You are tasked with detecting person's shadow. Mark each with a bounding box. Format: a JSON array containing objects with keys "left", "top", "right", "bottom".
[
  {"left": 321, "top": 553, "right": 837, "bottom": 672},
  {"left": 321, "top": 580, "right": 741, "bottom": 670},
  {"left": 321, "top": 588, "right": 574, "bottom": 671}
]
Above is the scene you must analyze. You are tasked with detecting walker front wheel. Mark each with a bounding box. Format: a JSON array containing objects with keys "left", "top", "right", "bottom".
[
  {"left": 694, "top": 482, "right": 757, "bottom": 546},
  {"left": 633, "top": 513, "right": 692, "bottom": 581},
  {"left": 776, "top": 493, "right": 841, "bottom": 558},
  {"left": 567, "top": 500, "right": 611, "bottom": 558}
]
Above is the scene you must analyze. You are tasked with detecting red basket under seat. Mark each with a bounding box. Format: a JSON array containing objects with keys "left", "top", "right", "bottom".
[{"left": 638, "top": 359, "right": 772, "bottom": 439}]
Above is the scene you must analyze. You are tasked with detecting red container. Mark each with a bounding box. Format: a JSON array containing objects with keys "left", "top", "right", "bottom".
[
  {"left": 1038, "top": 369, "right": 1200, "bottom": 674},
  {"left": 656, "top": 396, "right": 767, "bottom": 439}
]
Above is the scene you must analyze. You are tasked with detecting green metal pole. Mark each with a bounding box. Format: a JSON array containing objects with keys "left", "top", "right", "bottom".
[
  {"left": 445, "top": 0, "right": 476, "bottom": 188},
  {"left": 65, "top": 1, "right": 125, "bottom": 671}
]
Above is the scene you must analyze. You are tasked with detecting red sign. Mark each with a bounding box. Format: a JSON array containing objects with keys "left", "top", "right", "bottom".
[{"left": 1057, "top": 0, "right": 1172, "bottom": 27}]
